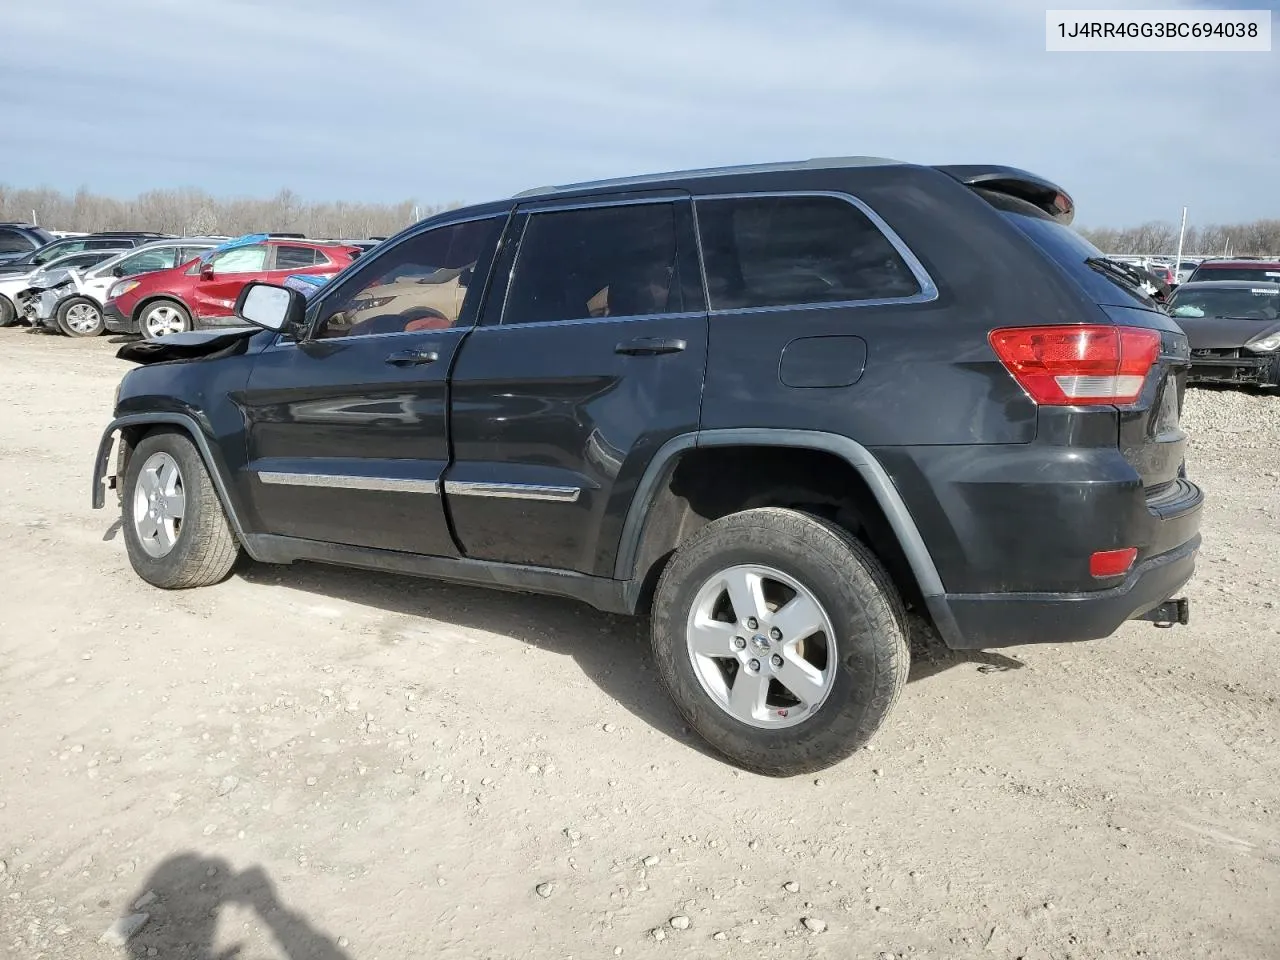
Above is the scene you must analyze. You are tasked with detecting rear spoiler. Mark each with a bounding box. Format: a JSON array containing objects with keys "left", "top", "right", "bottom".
[{"left": 934, "top": 165, "right": 1075, "bottom": 226}]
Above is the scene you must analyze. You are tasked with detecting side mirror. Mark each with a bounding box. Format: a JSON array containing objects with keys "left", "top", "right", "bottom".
[
  {"left": 234, "top": 281, "right": 306, "bottom": 335},
  {"left": 200, "top": 262, "right": 215, "bottom": 281},
  {"left": 111, "top": 266, "right": 125, "bottom": 278}
]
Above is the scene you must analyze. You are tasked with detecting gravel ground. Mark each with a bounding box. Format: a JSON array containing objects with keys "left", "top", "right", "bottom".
[{"left": 1, "top": 328, "right": 1277, "bottom": 960}]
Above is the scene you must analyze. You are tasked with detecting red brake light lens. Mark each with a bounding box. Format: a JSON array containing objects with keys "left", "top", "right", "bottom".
[{"left": 988, "top": 325, "right": 1160, "bottom": 406}]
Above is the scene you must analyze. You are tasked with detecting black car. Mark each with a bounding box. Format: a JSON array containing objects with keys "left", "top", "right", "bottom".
[
  {"left": 0, "top": 223, "right": 56, "bottom": 265},
  {"left": 0, "top": 232, "right": 173, "bottom": 278},
  {"left": 1168, "top": 280, "right": 1280, "bottom": 389},
  {"left": 89, "top": 157, "right": 1202, "bottom": 775}
]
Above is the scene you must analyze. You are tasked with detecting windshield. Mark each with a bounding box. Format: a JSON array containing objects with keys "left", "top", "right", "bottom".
[
  {"left": 1189, "top": 266, "right": 1280, "bottom": 283},
  {"left": 1170, "top": 286, "right": 1280, "bottom": 321},
  {"left": 31, "top": 242, "right": 76, "bottom": 265}
]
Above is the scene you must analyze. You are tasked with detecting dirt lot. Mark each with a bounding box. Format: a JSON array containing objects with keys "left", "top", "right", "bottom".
[{"left": 1, "top": 327, "right": 1277, "bottom": 960}]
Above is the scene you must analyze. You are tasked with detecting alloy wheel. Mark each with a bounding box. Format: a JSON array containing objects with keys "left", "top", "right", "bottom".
[
  {"left": 64, "top": 302, "right": 102, "bottom": 334},
  {"left": 685, "top": 564, "right": 838, "bottom": 729},
  {"left": 132, "top": 452, "right": 186, "bottom": 558}
]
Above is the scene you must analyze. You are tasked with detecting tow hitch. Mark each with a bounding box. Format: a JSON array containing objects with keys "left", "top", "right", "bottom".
[{"left": 1135, "top": 597, "right": 1190, "bottom": 627}]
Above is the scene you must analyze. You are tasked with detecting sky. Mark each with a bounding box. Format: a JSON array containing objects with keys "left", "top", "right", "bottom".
[{"left": 0, "top": 0, "right": 1276, "bottom": 226}]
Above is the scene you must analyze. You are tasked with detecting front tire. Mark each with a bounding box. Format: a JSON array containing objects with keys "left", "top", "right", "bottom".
[
  {"left": 56, "top": 297, "right": 105, "bottom": 337},
  {"left": 121, "top": 430, "right": 241, "bottom": 589},
  {"left": 0, "top": 295, "right": 16, "bottom": 327},
  {"left": 140, "top": 299, "right": 191, "bottom": 341},
  {"left": 651, "top": 507, "right": 909, "bottom": 777}
]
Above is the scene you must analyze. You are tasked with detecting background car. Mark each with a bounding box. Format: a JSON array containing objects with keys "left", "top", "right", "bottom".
[
  {"left": 1186, "top": 259, "right": 1280, "bottom": 284},
  {"left": 1174, "top": 258, "right": 1203, "bottom": 284},
  {"left": 1168, "top": 280, "right": 1280, "bottom": 390},
  {"left": 0, "top": 223, "right": 56, "bottom": 265},
  {"left": 29, "top": 237, "right": 227, "bottom": 337},
  {"left": 0, "top": 248, "right": 128, "bottom": 327},
  {"left": 0, "top": 231, "right": 172, "bottom": 278},
  {"left": 103, "top": 235, "right": 362, "bottom": 340}
]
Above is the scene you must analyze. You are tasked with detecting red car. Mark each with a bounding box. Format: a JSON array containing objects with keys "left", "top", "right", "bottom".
[
  {"left": 1186, "top": 259, "right": 1280, "bottom": 285},
  {"left": 103, "top": 238, "right": 361, "bottom": 340}
]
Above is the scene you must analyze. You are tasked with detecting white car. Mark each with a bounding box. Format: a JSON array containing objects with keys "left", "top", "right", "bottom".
[
  {"left": 0, "top": 249, "right": 129, "bottom": 327},
  {"left": 28, "top": 238, "right": 225, "bottom": 337}
]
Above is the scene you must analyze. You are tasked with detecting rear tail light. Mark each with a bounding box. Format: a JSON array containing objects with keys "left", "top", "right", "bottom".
[
  {"left": 1090, "top": 547, "right": 1137, "bottom": 578},
  {"left": 988, "top": 325, "right": 1161, "bottom": 405}
]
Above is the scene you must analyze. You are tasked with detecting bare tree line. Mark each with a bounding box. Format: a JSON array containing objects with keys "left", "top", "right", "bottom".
[
  {"left": 4, "top": 183, "right": 1277, "bottom": 256},
  {"left": 1078, "top": 219, "right": 1280, "bottom": 257},
  {"left": 0, "top": 185, "right": 460, "bottom": 239}
]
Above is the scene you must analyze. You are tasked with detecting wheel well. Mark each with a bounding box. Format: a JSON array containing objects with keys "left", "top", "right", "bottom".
[{"left": 629, "top": 445, "right": 922, "bottom": 616}]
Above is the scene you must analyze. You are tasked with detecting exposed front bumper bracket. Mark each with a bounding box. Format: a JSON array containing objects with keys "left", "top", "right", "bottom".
[{"left": 1133, "top": 597, "right": 1190, "bottom": 627}]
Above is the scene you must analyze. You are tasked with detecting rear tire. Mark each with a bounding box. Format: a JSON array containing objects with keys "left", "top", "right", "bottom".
[
  {"left": 140, "top": 299, "right": 191, "bottom": 341},
  {"left": 55, "top": 297, "right": 105, "bottom": 337},
  {"left": 0, "top": 295, "right": 16, "bottom": 327},
  {"left": 121, "top": 430, "right": 240, "bottom": 589},
  {"left": 650, "top": 507, "right": 909, "bottom": 777}
]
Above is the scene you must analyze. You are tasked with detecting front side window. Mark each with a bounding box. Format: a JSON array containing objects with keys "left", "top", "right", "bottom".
[
  {"left": 0, "top": 229, "right": 35, "bottom": 255},
  {"left": 209, "top": 245, "right": 268, "bottom": 274},
  {"left": 314, "top": 217, "right": 501, "bottom": 339},
  {"left": 696, "top": 195, "right": 921, "bottom": 310},
  {"left": 33, "top": 241, "right": 85, "bottom": 265},
  {"left": 503, "top": 203, "right": 682, "bottom": 325}
]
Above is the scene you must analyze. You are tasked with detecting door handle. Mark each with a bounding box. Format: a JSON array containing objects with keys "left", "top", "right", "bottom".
[
  {"left": 614, "top": 337, "right": 687, "bottom": 356},
  {"left": 384, "top": 348, "right": 439, "bottom": 367}
]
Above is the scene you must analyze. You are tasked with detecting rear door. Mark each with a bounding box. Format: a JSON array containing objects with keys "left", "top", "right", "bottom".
[
  {"left": 237, "top": 215, "right": 505, "bottom": 556},
  {"left": 444, "top": 193, "right": 708, "bottom": 575}
]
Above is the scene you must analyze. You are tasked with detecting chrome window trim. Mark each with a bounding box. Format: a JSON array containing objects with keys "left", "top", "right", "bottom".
[
  {"left": 257, "top": 471, "right": 440, "bottom": 494},
  {"left": 483, "top": 309, "right": 705, "bottom": 333},
  {"left": 443, "top": 481, "right": 581, "bottom": 503},
  {"left": 690, "top": 190, "right": 939, "bottom": 314}
]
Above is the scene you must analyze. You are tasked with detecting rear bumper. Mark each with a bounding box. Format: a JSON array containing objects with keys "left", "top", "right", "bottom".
[
  {"left": 103, "top": 301, "right": 137, "bottom": 334},
  {"left": 933, "top": 533, "right": 1200, "bottom": 649}
]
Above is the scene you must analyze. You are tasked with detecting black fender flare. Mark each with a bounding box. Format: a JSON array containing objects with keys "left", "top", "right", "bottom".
[
  {"left": 613, "top": 428, "right": 964, "bottom": 645},
  {"left": 91, "top": 412, "right": 252, "bottom": 549}
]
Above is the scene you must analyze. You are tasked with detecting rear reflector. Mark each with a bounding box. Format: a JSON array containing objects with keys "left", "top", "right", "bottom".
[
  {"left": 988, "top": 325, "right": 1161, "bottom": 405},
  {"left": 1090, "top": 547, "right": 1138, "bottom": 578}
]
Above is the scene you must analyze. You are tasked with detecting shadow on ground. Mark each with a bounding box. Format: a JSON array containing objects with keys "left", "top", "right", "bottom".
[
  {"left": 119, "top": 854, "right": 350, "bottom": 960},
  {"left": 236, "top": 560, "right": 1023, "bottom": 759}
]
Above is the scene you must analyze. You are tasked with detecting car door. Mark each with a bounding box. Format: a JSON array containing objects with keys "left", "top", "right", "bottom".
[
  {"left": 236, "top": 215, "right": 506, "bottom": 556},
  {"left": 444, "top": 193, "right": 708, "bottom": 576},
  {"left": 192, "top": 243, "right": 270, "bottom": 319}
]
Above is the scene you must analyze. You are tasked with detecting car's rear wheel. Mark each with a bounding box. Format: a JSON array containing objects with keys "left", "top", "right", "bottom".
[
  {"left": 121, "top": 430, "right": 240, "bottom": 589},
  {"left": 140, "top": 300, "right": 191, "bottom": 341},
  {"left": 0, "top": 295, "right": 16, "bottom": 327},
  {"left": 650, "top": 507, "right": 909, "bottom": 776},
  {"left": 56, "top": 297, "right": 105, "bottom": 337}
]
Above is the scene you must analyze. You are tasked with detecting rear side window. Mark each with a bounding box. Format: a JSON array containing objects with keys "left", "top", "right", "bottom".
[
  {"left": 695, "top": 195, "right": 921, "bottom": 310},
  {"left": 503, "top": 203, "right": 683, "bottom": 324},
  {"left": 0, "top": 229, "right": 35, "bottom": 255},
  {"left": 274, "top": 245, "right": 323, "bottom": 270}
]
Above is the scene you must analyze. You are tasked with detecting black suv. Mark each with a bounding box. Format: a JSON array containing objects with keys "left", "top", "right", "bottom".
[{"left": 90, "top": 158, "right": 1202, "bottom": 775}]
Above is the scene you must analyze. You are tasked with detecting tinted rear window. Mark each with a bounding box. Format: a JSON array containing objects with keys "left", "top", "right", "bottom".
[
  {"left": 1189, "top": 266, "right": 1280, "bottom": 283},
  {"left": 275, "top": 245, "right": 323, "bottom": 269},
  {"left": 696, "top": 195, "right": 921, "bottom": 310},
  {"left": 977, "top": 188, "right": 1158, "bottom": 310},
  {"left": 0, "top": 229, "right": 35, "bottom": 255}
]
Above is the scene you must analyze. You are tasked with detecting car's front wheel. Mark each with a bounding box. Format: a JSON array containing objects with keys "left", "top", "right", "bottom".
[
  {"left": 56, "top": 297, "right": 105, "bottom": 337},
  {"left": 140, "top": 299, "right": 191, "bottom": 341},
  {"left": 121, "top": 430, "right": 241, "bottom": 589},
  {"left": 0, "top": 294, "right": 17, "bottom": 327},
  {"left": 650, "top": 507, "right": 909, "bottom": 776}
]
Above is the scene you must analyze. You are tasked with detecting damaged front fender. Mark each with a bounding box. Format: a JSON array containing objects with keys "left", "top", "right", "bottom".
[{"left": 116, "top": 328, "right": 264, "bottom": 366}]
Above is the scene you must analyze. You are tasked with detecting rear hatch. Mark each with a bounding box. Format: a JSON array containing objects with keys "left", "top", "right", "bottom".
[{"left": 939, "top": 167, "right": 1191, "bottom": 500}]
